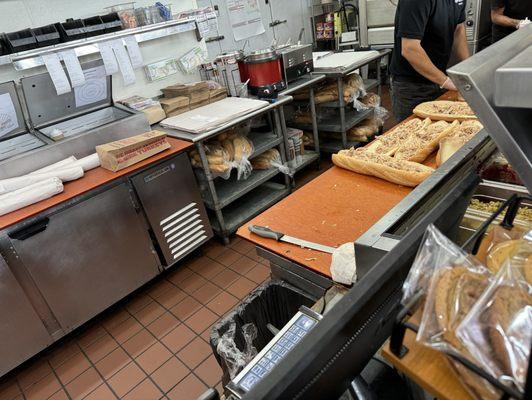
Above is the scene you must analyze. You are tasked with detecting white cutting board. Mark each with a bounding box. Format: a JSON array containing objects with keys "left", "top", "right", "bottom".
[
  {"left": 313, "top": 51, "right": 380, "bottom": 71},
  {"left": 160, "top": 97, "right": 269, "bottom": 134}
]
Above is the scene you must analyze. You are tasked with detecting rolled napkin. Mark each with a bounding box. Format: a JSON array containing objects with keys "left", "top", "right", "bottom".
[
  {"left": 74, "top": 153, "right": 100, "bottom": 172},
  {"left": 29, "top": 156, "right": 78, "bottom": 175},
  {"left": 0, "top": 178, "right": 64, "bottom": 216},
  {"left": 0, "top": 166, "right": 84, "bottom": 195}
]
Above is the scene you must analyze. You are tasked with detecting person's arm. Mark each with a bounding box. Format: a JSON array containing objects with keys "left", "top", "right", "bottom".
[
  {"left": 452, "top": 23, "right": 470, "bottom": 62},
  {"left": 401, "top": 38, "right": 456, "bottom": 89},
  {"left": 491, "top": 7, "right": 520, "bottom": 28}
]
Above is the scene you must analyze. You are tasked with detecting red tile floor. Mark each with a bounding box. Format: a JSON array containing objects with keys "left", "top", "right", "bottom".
[{"left": 0, "top": 238, "right": 271, "bottom": 400}]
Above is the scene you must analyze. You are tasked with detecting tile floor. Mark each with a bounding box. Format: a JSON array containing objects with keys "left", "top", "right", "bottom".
[{"left": 0, "top": 238, "right": 270, "bottom": 400}]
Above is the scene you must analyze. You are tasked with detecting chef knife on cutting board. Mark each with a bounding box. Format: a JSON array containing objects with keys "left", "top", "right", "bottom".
[{"left": 248, "top": 225, "right": 336, "bottom": 254}]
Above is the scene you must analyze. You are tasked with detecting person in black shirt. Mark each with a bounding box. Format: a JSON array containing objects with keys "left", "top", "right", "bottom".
[
  {"left": 389, "top": 0, "right": 470, "bottom": 121},
  {"left": 491, "top": 0, "right": 532, "bottom": 43}
]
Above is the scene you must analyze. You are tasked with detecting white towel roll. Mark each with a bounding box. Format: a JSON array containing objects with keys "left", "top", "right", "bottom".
[
  {"left": 29, "top": 156, "right": 78, "bottom": 175},
  {"left": 74, "top": 153, "right": 100, "bottom": 171},
  {"left": 0, "top": 166, "right": 84, "bottom": 195},
  {"left": 0, "top": 178, "right": 64, "bottom": 216}
]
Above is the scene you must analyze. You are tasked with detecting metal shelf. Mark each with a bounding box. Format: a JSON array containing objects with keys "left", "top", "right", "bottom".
[
  {"left": 210, "top": 182, "right": 290, "bottom": 235},
  {"left": 364, "top": 78, "right": 378, "bottom": 91},
  {"left": 1, "top": 18, "right": 199, "bottom": 70},
  {"left": 249, "top": 131, "right": 283, "bottom": 160},
  {"left": 317, "top": 138, "right": 367, "bottom": 153},
  {"left": 292, "top": 108, "right": 373, "bottom": 132},
  {"left": 288, "top": 151, "right": 320, "bottom": 173},
  {"left": 203, "top": 168, "right": 281, "bottom": 210}
]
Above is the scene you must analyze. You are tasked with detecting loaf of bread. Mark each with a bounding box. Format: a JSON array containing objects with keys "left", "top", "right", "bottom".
[
  {"left": 366, "top": 118, "right": 432, "bottom": 156},
  {"left": 332, "top": 148, "right": 434, "bottom": 187},
  {"left": 414, "top": 101, "right": 477, "bottom": 122},
  {"left": 233, "top": 136, "right": 253, "bottom": 162},
  {"left": 436, "top": 120, "right": 483, "bottom": 166},
  {"left": 395, "top": 120, "right": 459, "bottom": 163},
  {"left": 251, "top": 149, "right": 281, "bottom": 170}
]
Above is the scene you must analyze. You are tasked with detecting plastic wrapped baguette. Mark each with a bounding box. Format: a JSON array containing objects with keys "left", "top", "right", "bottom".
[
  {"left": 0, "top": 166, "right": 84, "bottom": 195},
  {"left": 0, "top": 178, "right": 64, "bottom": 216}
]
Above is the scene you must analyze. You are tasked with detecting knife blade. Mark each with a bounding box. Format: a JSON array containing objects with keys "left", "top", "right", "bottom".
[{"left": 248, "top": 225, "right": 336, "bottom": 254}]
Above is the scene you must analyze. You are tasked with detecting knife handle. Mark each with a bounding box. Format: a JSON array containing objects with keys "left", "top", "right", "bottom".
[{"left": 248, "top": 225, "right": 284, "bottom": 241}]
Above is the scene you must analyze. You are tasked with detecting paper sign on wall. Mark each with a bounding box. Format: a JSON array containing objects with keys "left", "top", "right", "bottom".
[
  {"left": 60, "top": 49, "right": 85, "bottom": 87},
  {"left": 123, "top": 36, "right": 144, "bottom": 69},
  {"left": 110, "top": 39, "right": 136, "bottom": 86},
  {"left": 42, "top": 53, "right": 71, "bottom": 95},
  {"left": 74, "top": 66, "right": 108, "bottom": 108},
  {"left": 97, "top": 41, "right": 119, "bottom": 75},
  {"left": 227, "top": 0, "right": 265, "bottom": 42},
  {"left": 0, "top": 93, "right": 19, "bottom": 137}
]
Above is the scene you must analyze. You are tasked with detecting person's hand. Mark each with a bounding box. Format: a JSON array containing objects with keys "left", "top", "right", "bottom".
[
  {"left": 517, "top": 18, "right": 530, "bottom": 29},
  {"left": 440, "top": 77, "right": 457, "bottom": 91}
]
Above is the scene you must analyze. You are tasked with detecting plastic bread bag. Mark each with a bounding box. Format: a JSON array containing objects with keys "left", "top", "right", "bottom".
[
  {"left": 216, "top": 322, "right": 258, "bottom": 379},
  {"left": 457, "top": 240, "right": 532, "bottom": 392},
  {"left": 251, "top": 149, "right": 292, "bottom": 177},
  {"left": 189, "top": 142, "right": 232, "bottom": 180},
  {"left": 476, "top": 224, "right": 529, "bottom": 268},
  {"left": 232, "top": 135, "right": 254, "bottom": 180},
  {"left": 401, "top": 224, "right": 485, "bottom": 308}
]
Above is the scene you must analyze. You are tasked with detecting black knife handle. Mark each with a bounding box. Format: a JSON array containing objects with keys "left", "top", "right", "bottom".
[{"left": 248, "top": 225, "right": 284, "bottom": 241}]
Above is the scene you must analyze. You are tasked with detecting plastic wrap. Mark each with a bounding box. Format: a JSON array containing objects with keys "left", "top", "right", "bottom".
[
  {"left": 216, "top": 322, "right": 258, "bottom": 379},
  {"left": 0, "top": 166, "right": 84, "bottom": 195},
  {"left": 0, "top": 178, "right": 64, "bottom": 216},
  {"left": 251, "top": 149, "right": 291, "bottom": 176},
  {"left": 29, "top": 156, "right": 77, "bottom": 175},
  {"left": 352, "top": 93, "right": 389, "bottom": 127},
  {"left": 457, "top": 240, "right": 532, "bottom": 392},
  {"left": 475, "top": 225, "right": 529, "bottom": 269},
  {"left": 330, "top": 242, "right": 357, "bottom": 285}
]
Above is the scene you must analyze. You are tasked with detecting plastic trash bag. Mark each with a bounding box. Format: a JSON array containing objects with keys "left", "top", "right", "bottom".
[{"left": 216, "top": 322, "right": 258, "bottom": 379}]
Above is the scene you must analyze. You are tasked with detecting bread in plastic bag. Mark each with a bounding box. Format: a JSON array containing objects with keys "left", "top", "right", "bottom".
[
  {"left": 251, "top": 149, "right": 292, "bottom": 176},
  {"left": 216, "top": 322, "right": 258, "bottom": 379},
  {"left": 475, "top": 224, "right": 529, "bottom": 268},
  {"left": 457, "top": 239, "right": 532, "bottom": 392}
]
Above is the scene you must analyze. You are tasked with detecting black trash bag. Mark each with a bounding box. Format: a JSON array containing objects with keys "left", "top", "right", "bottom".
[{"left": 210, "top": 280, "right": 315, "bottom": 385}]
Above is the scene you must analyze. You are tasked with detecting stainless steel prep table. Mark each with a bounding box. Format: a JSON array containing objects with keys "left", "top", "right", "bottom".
[{"left": 158, "top": 96, "right": 294, "bottom": 243}]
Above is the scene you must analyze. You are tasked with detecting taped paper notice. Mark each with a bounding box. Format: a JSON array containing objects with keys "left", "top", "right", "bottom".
[
  {"left": 60, "top": 49, "right": 85, "bottom": 87},
  {"left": 123, "top": 36, "right": 144, "bottom": 69},
  {"left": 42, "top": 53, "right": 71, "bottom": 95},
  {"left": 227, "top": 0, "right": 265, "bottom": 42},
  {"left": 0, "top": 93, "right": 19, "bottom": 137},
  {"left": 111, "top": 39, "right": 136, "bottom": 86},
  {"left": 97, "top": 41, "right": 119, "bottom": 75},
  {"left": 74, "top": 66, "right": 107, "bottom": 108}
]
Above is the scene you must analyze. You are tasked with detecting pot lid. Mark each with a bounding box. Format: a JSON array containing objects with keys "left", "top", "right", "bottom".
[{"left": 246, "top": 48, "right": 279, "bottom": 63}]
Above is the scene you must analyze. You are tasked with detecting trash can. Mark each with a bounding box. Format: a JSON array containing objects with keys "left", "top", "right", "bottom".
[{"left": 210, "top": 280, "right": 316, "bottom": 385}]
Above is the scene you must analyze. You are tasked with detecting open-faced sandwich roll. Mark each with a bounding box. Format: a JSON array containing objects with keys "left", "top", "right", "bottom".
[
  {"left": 332, "top": 148, "right": 434, "bottom": 187},
  {"left": 414, "top": 100, "right": 477, "bottom": 122}
]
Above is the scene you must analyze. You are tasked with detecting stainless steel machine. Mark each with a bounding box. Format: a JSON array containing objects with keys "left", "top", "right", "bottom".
[
  {"left": 0, "top": 58, "right": 213, "bottom": 376},
  {"left": 278, "top": 44, "right": 314, "bottom": 83}
]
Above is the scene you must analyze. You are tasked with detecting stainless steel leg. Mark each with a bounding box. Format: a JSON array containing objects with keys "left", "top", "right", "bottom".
[
  {"left": 273, "top": 109, "right": 292, "bottom": 189},
  {"left": 196, "top": 142, "right": 226, "bottom": 240},
  {"left": 377, "top": 57, "right": 382, "bottom": 98},
  {"left": 309, "top": 86, "right": 320, "bottom": 159},
  {"left": 338, "top": 77, "right": 347, "bottom": 149}
]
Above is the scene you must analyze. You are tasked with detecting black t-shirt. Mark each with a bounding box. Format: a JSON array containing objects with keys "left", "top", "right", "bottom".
[
  {"left": 390, "top": 0, "right": 466, "bottom": 83},
  {"left": 491, "top": 0, "right": 532, "bottom": 42}
]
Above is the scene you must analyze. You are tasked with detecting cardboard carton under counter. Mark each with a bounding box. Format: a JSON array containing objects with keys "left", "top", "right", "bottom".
[{"left": 96, "top": 130, "right": 171, "bottom": 172}]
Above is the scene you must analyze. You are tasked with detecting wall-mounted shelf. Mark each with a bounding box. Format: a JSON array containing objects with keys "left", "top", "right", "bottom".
[{"left": 0, "top": 18, "right": 199, "bottom": 71}]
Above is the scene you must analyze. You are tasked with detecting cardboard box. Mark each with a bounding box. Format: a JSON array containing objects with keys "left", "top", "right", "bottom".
[
  {"left": 162, "top": 81, "right": 209, "bottom": 98},
  {"left": 96, "top": 130, "right": 171, "bottom": 172},
  {"left": 141, "top": 104, "right": 166, "bottom": 125},
  {"left": 160, "top": 96, "right": 190, "bottom": 113}
]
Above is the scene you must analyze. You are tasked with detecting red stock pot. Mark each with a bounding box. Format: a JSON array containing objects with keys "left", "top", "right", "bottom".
[{"left": 245, "top": 49, "right": 286, "bottom": 98}]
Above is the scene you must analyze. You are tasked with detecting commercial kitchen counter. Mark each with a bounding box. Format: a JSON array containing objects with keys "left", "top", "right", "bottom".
[
  {"left": 0, "top": 136, "right": 213, "bottom": 378},
  {"left": 0, "top": 137, "right": 192, "bottom": 230}
]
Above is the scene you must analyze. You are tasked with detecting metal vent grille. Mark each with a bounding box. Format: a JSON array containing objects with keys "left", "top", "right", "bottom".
[{"left": 160, "top": 202, "right": 207, "bottom": 260}]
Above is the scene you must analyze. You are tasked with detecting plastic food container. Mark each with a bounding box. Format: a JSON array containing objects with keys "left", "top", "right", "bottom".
[{"left": 105, "top": 3, "right": 138, "bottom": 29}]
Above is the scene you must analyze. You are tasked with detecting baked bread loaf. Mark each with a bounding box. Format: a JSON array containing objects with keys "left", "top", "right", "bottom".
[
  {"left": 436, "top": 120, "right": 484, "bottom": 166},
  {"left": 332, "top": 148, "right": 434, "bottom": 187},
  {"left": 414, "top": 101, "right": 477, "bottom": 122},
  {"left": 359, "top": 93, "right": 380, "bottom": 108},
  {"left": 395, "top": 120, "right": 459, "bottom": 163},
  {"left": 251, "top": 149, "right": 281, "bottom": 170},
  {"left": 233, "top": 136, "right": 253, "bottom": 162},
  {"left": 366, "top": 118, "right": 432, "bottom": 156}
]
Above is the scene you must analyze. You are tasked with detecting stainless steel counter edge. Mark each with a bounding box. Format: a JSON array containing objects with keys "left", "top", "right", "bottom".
[
  {"left": 311, "top": 49, "right": 392, "bottom": 77},
  {"left": 157, "top": 95, "right": 294, "bottom": 143},
  {"left": 280, "top": 75, "right": 326, "bottom": 95}
]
